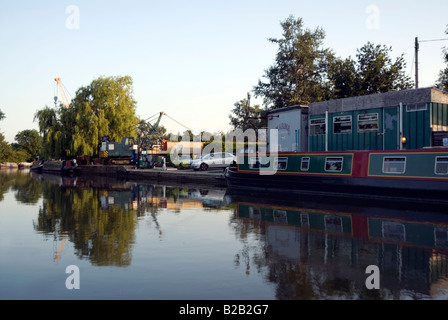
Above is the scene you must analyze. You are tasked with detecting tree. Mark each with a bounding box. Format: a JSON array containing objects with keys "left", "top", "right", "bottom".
[
  {"left": 327, "top": 42, "right": 413, "bottom": 99},
  {"left": 229, "top": 98, "right": 267, "bottom": 132},
  {"left": 326, "top": 57, "right": 358, "bottom": 99},
  {"left": 0, "top": 109, "right": 12, "bottom": 162},
  {"left": 0, "top": 109, "right": 32, "bottom": 163},
  {"left": 355, "top": 42, "right": 413, "bottom": 95},
  {"left": 34, "top": 76, "right": 140, "bottom": 157},
  {"left": 69, "top": 76, "right": 139, "bottom": 156},
  {"left": 436, "top": 26, "right": 448, "bottom": 92},
  {"left": 13, "top": 129, "right": 42, "bottom": 161},
  {"left": 253, "top": 16, "right": 334, "bottom": 109},
  {"left": 34, "top": 106, "right": 63, "bottom": 158},
  {"left": 0, "top": 135, "right": 13, "bottom": 162}
]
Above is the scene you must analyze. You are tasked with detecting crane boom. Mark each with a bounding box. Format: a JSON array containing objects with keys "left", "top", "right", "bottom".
[
  {"left": 138, "top": 112, "right": 165, "bottom": 149},
  {"left": 54, "top": 77, "right": 70, "bottom": 108}
]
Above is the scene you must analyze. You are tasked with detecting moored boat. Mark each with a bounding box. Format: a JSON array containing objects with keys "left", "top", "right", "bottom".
[
  {"left": 0, "top": 162, "right": 18, "bottom": 169},
  {"left": 42, "top": 159, "right": 79, "bottom": 174},
  {"left": 18, "top": 162, "right": 32, "bottom": 169},
  {"left": 30, "top": 160, "right": 44, "bottom": 173},
  {"left": 225, "top": 148, "right": 448, "bottom": 203}
]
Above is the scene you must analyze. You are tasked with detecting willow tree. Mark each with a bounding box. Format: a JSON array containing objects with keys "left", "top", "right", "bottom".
[
  {"left": 35, "top": 76, "right": 139, "bottom": 158},
  {"left": 34, "top": 106, "right": 64, "bottom": 158}
]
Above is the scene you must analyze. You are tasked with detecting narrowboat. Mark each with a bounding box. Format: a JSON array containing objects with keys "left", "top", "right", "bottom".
[
  {"left": 225, "top": 148, "right": 448, "bottom": 203},
  {"left": 42, "top": 159, "right": 79, "bottom": 174},
  {"left": 0, "top": 162, "right": 18, "bottom": 169},
  {"left": 18, "top": 162, "right": 32, "bottom": 169},
  {"left": 30, "top": 160, "right": 44, "bottom": 173}
]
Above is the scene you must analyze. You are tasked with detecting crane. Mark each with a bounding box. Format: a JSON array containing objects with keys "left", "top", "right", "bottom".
[
  {"left": 137, "top": 112, "right": 165, "bottom": 149},
  {"left": 54, "top": 77, "right": 71, "bottom": 108}
]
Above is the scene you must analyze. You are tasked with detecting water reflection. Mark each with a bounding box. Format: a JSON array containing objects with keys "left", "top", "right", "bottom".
[
  {"left": 230, "top": 195, "right": 448, "bottom": 299},
  {"left": 1, "top": 169, "right": 448, "bottom": 299},
  {"left": 31, "top": 172, "right": 231, "bottom": 268}
]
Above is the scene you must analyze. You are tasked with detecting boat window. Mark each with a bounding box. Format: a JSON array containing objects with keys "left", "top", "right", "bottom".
[
  {"left": 273, "top": 210, "right": 287, "bottom": 224},
  {"left": 310, "top": 118, "right": 326, "bottom": 135},
  {"left": 274, "top": 157, "right": 288, "bottom": 171},
  {"left": 435, "top": 157, "right": 448, "bottom": 175},
  {"left": 333, "top": 116, "right": 352, "bottom": 134},
  {"left": 435, "top": 227, "right": 448, "bottom": 249},
  {"left": 383, "top": 157, "right": 406, "bottom": 174},
  {"left": 358, "top": 113, "right": 379, "bottom": 132},
  {"left": 301, "top": 157, "right": 310, "bottom": 171},
  {"left": 406, "top": 103, "right": 427, "bottom": 112},
  {"left": 382, "top": 221, "right": 405, "bottom": 241},
  {"left": 325, "top": 157, "right": 343, "bottom": 172},
  {"left": 248, "top": 207, "right": 261, "bottom": 220},
  {"left": 324, "top": 215, "right": 343, "bottom": 232},
  {"left": 300, "top": 214, "right": 309, "bottom": 228},
  {"left": 249, "top": 157, "right": 260, "bottom": 169}
]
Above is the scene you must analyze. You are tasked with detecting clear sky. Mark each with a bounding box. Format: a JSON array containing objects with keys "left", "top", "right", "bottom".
[{"left": 0, "top": 0, "right": 447, "bottom": 143}]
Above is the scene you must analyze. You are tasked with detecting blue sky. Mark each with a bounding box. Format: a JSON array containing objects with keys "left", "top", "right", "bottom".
[{"left": 0, "top": 0, "right": 447, "bottom": 143}]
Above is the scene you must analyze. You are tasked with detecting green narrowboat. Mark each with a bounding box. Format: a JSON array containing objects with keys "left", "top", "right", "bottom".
[{"left": 225, "top": 148, "right": 448, "bottom": 203}]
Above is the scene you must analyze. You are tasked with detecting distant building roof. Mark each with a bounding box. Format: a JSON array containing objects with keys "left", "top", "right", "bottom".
[
  {"left": 266, "top": 104, "right": 308, "bottom": 115},
  {"left": 308, "top": 87, "right": 448, "bottom": 115}
]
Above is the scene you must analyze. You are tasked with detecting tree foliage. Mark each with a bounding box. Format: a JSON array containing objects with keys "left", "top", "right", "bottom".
[
  {"left": 229, "top": 98, "right": 266, "bottom": 131},
  {"left": 251, "top": 16, "right": 414, "bottom": 112},
  {"left": 436, "top": 26, "right": 448, "bottom": 92},
  {"left": 0, "top": 109, "right": 13, "bottom": 162},
  {"left": 254, "top": 16, "right": 334, "bottom": 109},
  {"left": 328, "top": 42, "right": 413, "bottom": 98},
  {"left": 34, "top": 76, "right": 140, "bottom": 158},
  {"left": 13, "top": 129, "right": 42, "bottom": 161}
]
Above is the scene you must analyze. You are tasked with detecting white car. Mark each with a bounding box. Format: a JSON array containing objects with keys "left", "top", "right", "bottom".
[{"left": 190, "top": 152, "right": 236, "bottom": 171}]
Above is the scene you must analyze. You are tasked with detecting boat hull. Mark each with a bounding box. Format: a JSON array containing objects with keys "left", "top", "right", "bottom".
[
  {"left": 225, "top": 168, "right": 448, "bottom": 203},
  {"left": 225, "top": 149, "right": 448, "bottom": 204}
]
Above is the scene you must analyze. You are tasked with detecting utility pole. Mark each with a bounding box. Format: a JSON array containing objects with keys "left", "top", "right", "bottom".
[
  {"left": 415, "top": 37, "right": 419, "bottom": 89},
  {"left": 414, "top": 36, "right": 448, "bottom": 89}
]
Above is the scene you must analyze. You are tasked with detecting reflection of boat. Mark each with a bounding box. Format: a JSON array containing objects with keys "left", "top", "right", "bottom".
[
  {"left": 225, "top": 149, "right": 448, "bottom": 204},
  {"left": 233, "top": 195, "right": 448, "bottom": 298},
  {"left": 233, "top": 195, "right": 448, "bottom": 253}
]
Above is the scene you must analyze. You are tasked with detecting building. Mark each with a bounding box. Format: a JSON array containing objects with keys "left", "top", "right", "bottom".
[
  {"left": 267, "top": 87, "right": 448, "bottom": 152},
  {"left": 266, "top": 105, "right": 309, "bottom": 152}
]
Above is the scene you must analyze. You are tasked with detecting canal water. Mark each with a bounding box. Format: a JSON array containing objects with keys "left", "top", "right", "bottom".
[{"left": 1, "top": 169, "right": 448, "bottom": 300}]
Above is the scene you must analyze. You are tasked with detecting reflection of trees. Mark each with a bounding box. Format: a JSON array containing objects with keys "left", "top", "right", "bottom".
[
  {"left": 31, "top": 175, "right": 232, "bottom": 267},
  {"left": 0, "top": 170, "right": 42, "bottom": 204},
  {"left": 0, "top": 171, "right": 16, "bottom": 202},
  {"left": 34, "top": 181, "right": 137, "bottom": 267}
]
